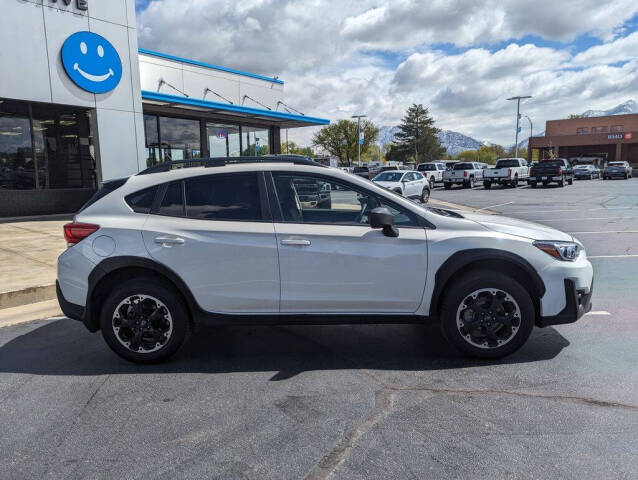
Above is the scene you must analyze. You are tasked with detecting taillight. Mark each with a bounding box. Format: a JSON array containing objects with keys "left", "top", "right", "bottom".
[
  {"left": 557, "top": 167, "right": 562, "bottom": 175},
  {"left": 63, "top": 222, "right": 99, "bottom": 245},
  {"left": 508, "top": 168, "right": 512, "bottom": 176},
  {"left": 464, "top": 171, "right": 468, "bottom": 177},
  {"left": 529, "top": 167, "right": 534, "bottom": 175}
]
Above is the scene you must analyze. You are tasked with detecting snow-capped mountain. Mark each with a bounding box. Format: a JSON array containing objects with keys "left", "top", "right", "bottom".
[
  {"left": 581, "top": 100, "right": 638, "bottom": 118},
  {"left": 377, "top": 125, "right": 484, "bottom": 156}
]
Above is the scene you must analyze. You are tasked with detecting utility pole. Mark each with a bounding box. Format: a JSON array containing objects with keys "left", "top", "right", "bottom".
[
  {"left": 507, "top": 96, "right": 532, "bottom": 158},
  {"left": 351, "top": 114, "right": 367, "bottom": 165}
]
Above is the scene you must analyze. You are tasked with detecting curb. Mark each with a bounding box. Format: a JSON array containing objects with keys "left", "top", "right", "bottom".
[
  {"left": 0, "top": 299, "right": 62, "bottom": 329},
  {"left": 0, "top": 283, "right": 57, "bottom": 310}
]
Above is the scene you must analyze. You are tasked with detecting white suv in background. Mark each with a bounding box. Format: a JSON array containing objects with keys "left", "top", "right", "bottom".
[
  {"left": 372, "top": 170, "right": 430, "bottom": 203},
  {"left": 57, "top": 156, "right": 593, "bottom": 363}
]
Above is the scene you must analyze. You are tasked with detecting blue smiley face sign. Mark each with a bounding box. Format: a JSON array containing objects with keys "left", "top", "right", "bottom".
[{"left": 61, "top": 31, "right": 122, "bottom": 94}]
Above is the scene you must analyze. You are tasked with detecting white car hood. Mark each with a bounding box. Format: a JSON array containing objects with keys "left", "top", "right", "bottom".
[
  {"left": 374, "top": 181, "right": 400, "bottom": 189},
  {"left": 461, "top": 211, "right": 573, "bottom": 241}
]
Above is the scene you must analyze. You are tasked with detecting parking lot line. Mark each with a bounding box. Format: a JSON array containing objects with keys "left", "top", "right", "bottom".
[
  {"left": 476, "top": 201, "right": 515, "bottom": 212},
  {"left": 585, "top": 311, "right": 612, "bottom": 316},
  {"left": 588, "top": 254, "right": 638, "bottom": 259},
  {"left": 570, "top": 230, "right": 638, "bottom": 234},
  {"left": 532, "top": 216, "right": 638, "bottom": 222},
  {"left": 506, "top": 206, "right": 638, "bottom": 215}
]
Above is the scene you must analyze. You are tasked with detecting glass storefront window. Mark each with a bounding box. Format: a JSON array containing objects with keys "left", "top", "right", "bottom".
[
  {"left": 144, "top": 114, "right": 160, "bottom": 167},
  {"left": 242, "top": 126, "right": 270, "bottom": 156},
  {"left": 159, "top": 116, "right": 200, "bottom": 161},
  {"left": 207, "top": 122, "right": 240, "bottom": 157},
  {"left": 0, "top": 99, "right": 95, "bottom": 191}
]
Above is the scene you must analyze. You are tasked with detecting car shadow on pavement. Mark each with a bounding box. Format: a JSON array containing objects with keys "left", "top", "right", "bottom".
[{"left": 0, "top": 319, "right": 569, "bottom": 378}]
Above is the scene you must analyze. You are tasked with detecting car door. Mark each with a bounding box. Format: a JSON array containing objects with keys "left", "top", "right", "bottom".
[
  {"left": 269, "top": 172, "right": 428, "bottom": 313},
  {"left": 406, "top": 172, "right": 421, "bottom": 197},
  {"left": 142, "top": 172, "right": 280, "bottom": 313}
]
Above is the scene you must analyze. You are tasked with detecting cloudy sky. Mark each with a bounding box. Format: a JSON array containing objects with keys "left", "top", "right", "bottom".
[{"left": 135, "top": 0, "right": 638, "bottom": 146}]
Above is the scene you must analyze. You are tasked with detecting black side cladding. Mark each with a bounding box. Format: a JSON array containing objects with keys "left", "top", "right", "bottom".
[{"left": 78, "top": 177, "right": 129, "bottom": 212}]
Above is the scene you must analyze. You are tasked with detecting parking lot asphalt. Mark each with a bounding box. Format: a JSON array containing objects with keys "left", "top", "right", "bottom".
[{"left": 1, "top": 178, "right": 638, "bottom": 479}]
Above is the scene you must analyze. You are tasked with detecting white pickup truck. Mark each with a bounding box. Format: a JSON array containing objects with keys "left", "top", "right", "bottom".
[
  {"left": 442, "top": 162, "right": 486, "bottom": 189},
  {"left": 417, "top": 161, "right": 447, "bottom": 187},
  {"left": 483, "top": 158, "right": 530, "bottom": 189}
]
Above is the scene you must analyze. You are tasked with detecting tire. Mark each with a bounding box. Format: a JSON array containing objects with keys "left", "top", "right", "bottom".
[
  {"left": 558, "top": 176, "right": 565, "bottom": 187},
  {"left": 484, "top": 181, "right": 491, "bottom": 189},
  {"left": 511, "top": 175, "right": 518, "bottom": 188},
  {"left": 100, "top": 278, "right": 189, "bottom": 363},
  {"left": 529, "top": 182, "right": 537, "bottom": 188},
  {"left": 420, "top": 187, "right": 430, "bottom": 203},
  {"left": 567, "top": 176, "right": 573, "bottom": 185},
  {"left": 624, "top": 174, "right": 628, "bottom": 180},
  {"left": 439, "top": 271, "right": 535, "bottom": 359},
  {"left": 444, "top": 183, "right": 452, "bottom": 190},
  {"left": 429, "top": 176, "right": 435, "bottom": 189},
  {"left": 542, "top": 181, "right": 549, "bottom": 187}
]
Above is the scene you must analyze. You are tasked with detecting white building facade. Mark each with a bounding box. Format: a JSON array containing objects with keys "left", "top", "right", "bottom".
[{"left": 0, "top": 0, "right": 327, "bottom": 217}]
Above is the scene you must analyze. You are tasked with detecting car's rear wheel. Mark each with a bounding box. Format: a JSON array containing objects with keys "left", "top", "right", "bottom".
[
  {"left": 100, "top": 279, "right": 189, "bottom": 363},
  {"left": 511, "top": 175, "right": 518, "bottom": 188},
  {"left": 567, "top": 176, "right": 573, "bottom": 185},
  {"left": 440, "top": 271, "right": 535, "bottom": 358},
  {"left": 429, "top": 176, "right": 435, "bottom": 189}
]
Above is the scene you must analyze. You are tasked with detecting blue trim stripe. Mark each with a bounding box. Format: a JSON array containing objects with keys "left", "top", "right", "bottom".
[
  {"left": 141, "top": 90, "right": 330, "bottom": 126},
  {"left": 138, "top": 48, "right": 284, "bottom": 85}
]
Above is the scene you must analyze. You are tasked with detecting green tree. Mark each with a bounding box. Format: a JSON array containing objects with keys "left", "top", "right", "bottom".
[
  {"left": 280, "top": 141, "right": 315, "bottom": 157},
  {"left": 568, "top": 114, "right": 583, "bottom": 119},
  {"left": 389, "top": 104, "right": 445, "bottom": 163},
  {"left": 312, "top": 119, "right": 379, "bottom": 165}
]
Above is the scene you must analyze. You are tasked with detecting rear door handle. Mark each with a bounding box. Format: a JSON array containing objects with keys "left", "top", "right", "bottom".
[
  {"left": 154, "top": 236, "right": 185, "bottom": 246},
  {"left": 280, "top": 238, "right": 311, "bottom": 246}
]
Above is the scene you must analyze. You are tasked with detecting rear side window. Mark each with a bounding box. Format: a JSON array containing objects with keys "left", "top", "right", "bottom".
[
  {"left": 125, "top": 186, "right": 158, "bottom": 214},
  {"left": 454, "top": 163, "right": 474, "bottom": 170},
  {"left": 185, "top": 173, "right": 262, "bottom": 221},
  {"left": 158, "top": 182, "right": 185, "bottom": 216}
]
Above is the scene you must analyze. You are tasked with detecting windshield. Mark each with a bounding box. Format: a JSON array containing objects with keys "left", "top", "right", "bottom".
[
  {"left": 454, "top": 163, "right": 474, "bottom": 170},
  {"left": 608, "top": 162, "right": 624, "bottom": 166},
  {"left": 495, "top": 159, "right": 520, "bottom": 168},
  {"left": 353, "top": 167, "right": 368, "bottom": 172},
  {"left": 374, "top": 171, "right": 404, "bottom": 182},
  {"left": 574, "top": 165, "right": 591, "bottom": 169},
  {"left": 539, "top": 160, "right": 564, "bottom": 167},
  {"left": 418, "top": 164, "right": 437, "bottom": 171}
]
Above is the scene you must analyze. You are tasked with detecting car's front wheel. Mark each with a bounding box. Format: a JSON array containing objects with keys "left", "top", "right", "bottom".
[
  {"left": 420, "top": 187, "right": 430, "bottom": 203},
  {"left": 440, "top": 271, "right": 535, "bottom": 358},
  {"left": 100, "top": 279, "right": 189, "bottom": 363}
]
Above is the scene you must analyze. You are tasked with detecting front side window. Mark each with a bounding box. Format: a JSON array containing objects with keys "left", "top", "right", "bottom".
[
  {"left": 185, "top": 173, "right": 262, "bottom": 221},
  {"left": 272, "top": 174, "right": 418, "bottom": 227}
]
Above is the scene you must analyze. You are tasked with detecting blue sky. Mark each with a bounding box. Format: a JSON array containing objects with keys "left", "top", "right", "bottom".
[{"left": 134, "top": 1, "right": 638, "bottom": 146}]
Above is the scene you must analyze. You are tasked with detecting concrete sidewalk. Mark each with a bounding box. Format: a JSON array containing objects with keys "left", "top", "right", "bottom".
[{"left": 0, "top": 220, "right": 67, "bottom": 310}]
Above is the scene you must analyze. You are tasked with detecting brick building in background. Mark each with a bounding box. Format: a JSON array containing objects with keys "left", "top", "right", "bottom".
[{"left": 529, "top": 114, "right": 638, "bottom": 167}]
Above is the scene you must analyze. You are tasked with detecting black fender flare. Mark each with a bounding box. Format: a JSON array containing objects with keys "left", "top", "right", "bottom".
[
  {"left": 84, "top": 256, "right": 200, "bottom": 331},
  {"left": 429, "top": 249, "right": 546, "bottom": 318}
]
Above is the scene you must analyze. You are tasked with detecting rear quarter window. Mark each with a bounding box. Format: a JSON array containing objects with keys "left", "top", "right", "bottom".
[{"left": 125, "top": 186, "right": 159, "bottom": 214}]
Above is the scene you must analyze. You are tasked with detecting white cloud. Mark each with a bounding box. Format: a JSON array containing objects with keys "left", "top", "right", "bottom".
[{"left": 135, "top": 0, "right": 638, "bottom": 147}]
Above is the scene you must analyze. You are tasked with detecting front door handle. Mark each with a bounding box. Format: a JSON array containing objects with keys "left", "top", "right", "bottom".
[
  {"left": 280, "top": 238, "right": 311, "bottom": 246},
  {"left": 154, "top": 236, "right": 185, "bottom": 246}
]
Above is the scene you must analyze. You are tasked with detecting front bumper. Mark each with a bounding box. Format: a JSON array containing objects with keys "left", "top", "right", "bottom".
[{"left": 537, "top": 278, "right": 593, "bottom": 327}]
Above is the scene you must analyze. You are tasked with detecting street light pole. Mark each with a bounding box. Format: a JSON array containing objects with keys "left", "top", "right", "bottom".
[
  {"left": 507, "top": 96, "right": 532, "bottom": 158},
  {"left": 351, "top": 114, "right": 367, "bottom": 165}
]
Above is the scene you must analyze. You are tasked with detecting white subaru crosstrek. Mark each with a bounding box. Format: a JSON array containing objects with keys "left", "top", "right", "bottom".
[{"left": 57, "top": 156, "right": 593, "bottom": 363}]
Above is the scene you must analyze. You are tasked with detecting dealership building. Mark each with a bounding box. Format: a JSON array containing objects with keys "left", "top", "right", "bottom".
[
  {"left": 529, "top": 114, "right": 638, "bottom": 166},
  {"left": 0, "top": 0, "right": 328, "bottom": 217}
]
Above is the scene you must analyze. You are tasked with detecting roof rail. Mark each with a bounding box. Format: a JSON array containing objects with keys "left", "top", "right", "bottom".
[{"left": 137, "top": 155, "right": 326, "bottom": 175}]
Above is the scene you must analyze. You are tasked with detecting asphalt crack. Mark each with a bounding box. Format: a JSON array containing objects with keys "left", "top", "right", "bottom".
[{"left": 304, "top": 389, "right": 396, "bottom": 480}]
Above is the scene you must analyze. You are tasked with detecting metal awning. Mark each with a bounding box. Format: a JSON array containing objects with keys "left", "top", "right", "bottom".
[{"left": 141, "top": 91, "right": 329, "bottom": 128}]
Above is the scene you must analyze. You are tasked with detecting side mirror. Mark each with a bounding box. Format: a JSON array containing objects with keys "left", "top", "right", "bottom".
[{"left": 369, "top": 207, "right": 399, "bottom": 238}]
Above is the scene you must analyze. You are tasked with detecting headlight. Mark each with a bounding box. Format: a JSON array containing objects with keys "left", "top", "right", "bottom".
[{"left": 534, "top": 241, "right": 582, "bottom": 261}]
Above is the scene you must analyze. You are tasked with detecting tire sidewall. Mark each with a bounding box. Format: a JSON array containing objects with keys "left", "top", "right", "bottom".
[
  {"left": 440, "top": 271, "right": 535, "bottom": 358},
  {"left": 100, "top": 279, "right": 189, "bottom": 363}
]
